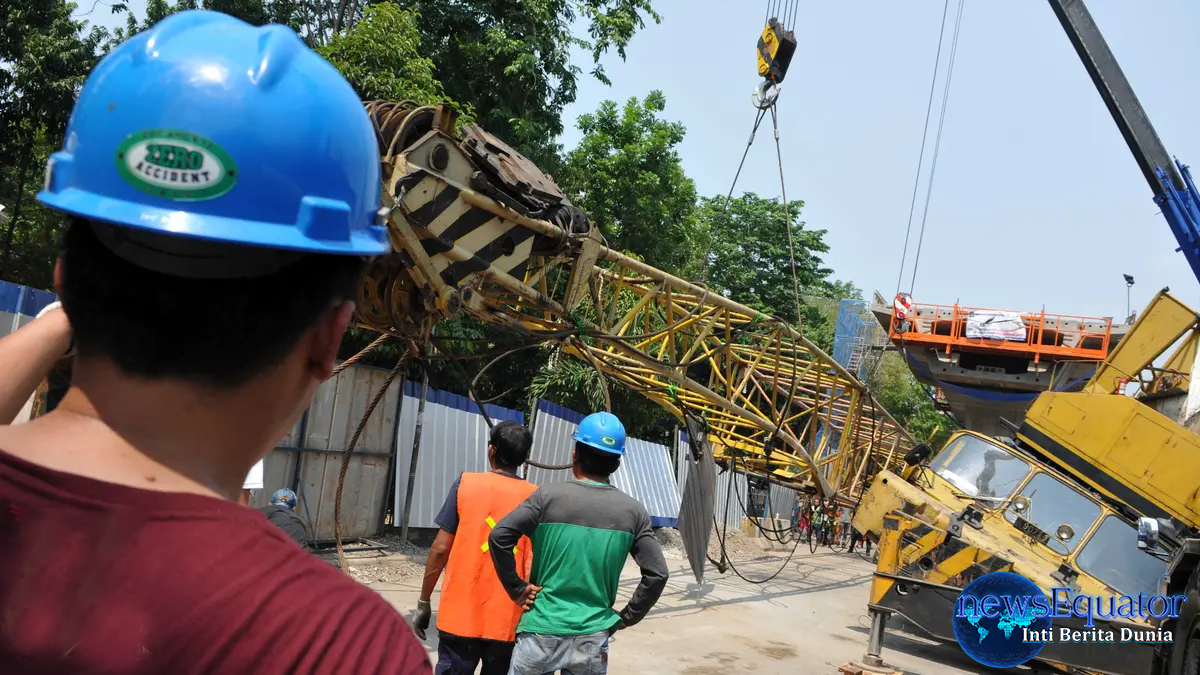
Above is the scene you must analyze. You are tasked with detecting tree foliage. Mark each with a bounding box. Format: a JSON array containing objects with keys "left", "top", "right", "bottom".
[
  {"left": 390, "top": 0, "right": 659, "bottom": 166},
  {"left": 561, "top": 91, "right": 704, "bottom": 277},
  {"left": 700, "top": 193, "right": 835, "bottom": 325},
  {"left": 317, "top": 4, "right": 462, "bottom": 111},
  {"left": 0, "top": 0, "right": 106, "bottom": 287},
  {"left": 870, "top": 352, "right": 953, "bottom": 450}
]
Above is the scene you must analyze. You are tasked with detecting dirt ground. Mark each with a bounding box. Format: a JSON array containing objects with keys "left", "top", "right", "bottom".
[{"left": 347, "top": 528, "right": 1007, "bottom": 674}]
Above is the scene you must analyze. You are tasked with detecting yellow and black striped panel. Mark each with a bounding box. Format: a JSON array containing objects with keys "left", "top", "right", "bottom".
[
  {"left": 398, "top": 174, "right": 536, "bottom": 288},
  {"left": 885, "top": 516, "right": 1013, "bottom": 589}
]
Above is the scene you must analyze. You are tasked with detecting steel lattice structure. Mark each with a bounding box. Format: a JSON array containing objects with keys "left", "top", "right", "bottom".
[{"left": 355, "top": 100, "right": 914, "bottom": 499}]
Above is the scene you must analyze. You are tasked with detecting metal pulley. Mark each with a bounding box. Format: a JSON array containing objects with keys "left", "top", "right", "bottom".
[{"left": 756, "top": 16, "right": 797, "bottom": 85}]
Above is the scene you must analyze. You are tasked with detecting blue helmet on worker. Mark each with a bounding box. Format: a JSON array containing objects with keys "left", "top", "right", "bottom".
[
  {"left": 36, "top": 10, "right": 390, "bottom": 262},
  {"left": 271, "top": 488, "right": 298, "bottom": 510},
  {"left": 573, "top": 412, "right": 626, "bottom": 456}
]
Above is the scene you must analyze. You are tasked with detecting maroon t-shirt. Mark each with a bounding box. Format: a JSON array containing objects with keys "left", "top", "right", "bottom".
[{"left": 0, "top": 449, "right": 431, "bottom": 674}]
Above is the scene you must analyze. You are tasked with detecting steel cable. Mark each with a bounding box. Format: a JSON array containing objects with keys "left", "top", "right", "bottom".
[
  {"left": 909, "top": 0, "right": 967, "bottom": 296},
  {"left": 894, "top": 0, "right": 953, "bottom": 297}
]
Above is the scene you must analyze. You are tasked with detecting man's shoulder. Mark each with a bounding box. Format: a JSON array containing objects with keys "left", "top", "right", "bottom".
[
  {"left": 178, "top": 535, "right": 430, "bottom": 672},
  {"left": 537, "top": 480, "right": 650, "bottom": 526}
]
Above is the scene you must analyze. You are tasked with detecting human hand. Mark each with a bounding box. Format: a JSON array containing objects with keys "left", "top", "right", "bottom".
[
  {"left": 413, "top": 600, "right": 432, "bottom": 640},
  {"left": 515, "top": 583, "right": 543, "bottom": 611}
]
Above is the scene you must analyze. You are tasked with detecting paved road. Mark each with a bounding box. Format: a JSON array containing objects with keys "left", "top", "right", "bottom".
[{"left": 371, "top": 545, "right": 1002, "bottom": 674}]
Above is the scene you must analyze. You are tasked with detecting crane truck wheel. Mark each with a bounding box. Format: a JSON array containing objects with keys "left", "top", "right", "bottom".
[{"left": 1168, "top": 566, "right": 1200, "bottom": 675}]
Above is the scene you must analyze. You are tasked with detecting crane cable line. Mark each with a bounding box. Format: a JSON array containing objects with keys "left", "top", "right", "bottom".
[
  {"left": 908, "top": 0, "right": 967, "bottom": 296},
  {"left": 893, "top": 0, "right": 966, "bottom": 296},
  {"left": 717, "top": 6, "right": 804, "bottom": 327},
  {"left": 764, "top": 0, "right": 800, "bottom": 28}
]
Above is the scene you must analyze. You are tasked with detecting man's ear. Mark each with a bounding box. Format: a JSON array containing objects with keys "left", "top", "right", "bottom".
[
  {"left": 306, "top": 300, "right": 356, "bottom": 381},
  {"left": 53, "top": 258, "right": 65, "bottom": 296}
]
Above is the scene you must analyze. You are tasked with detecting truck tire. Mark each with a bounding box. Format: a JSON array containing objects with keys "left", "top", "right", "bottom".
[{"left": 1170, "top": 566, "right": 1200, "bottom": 675}]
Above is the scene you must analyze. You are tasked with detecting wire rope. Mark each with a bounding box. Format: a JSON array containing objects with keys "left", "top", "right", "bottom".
[
  {"left": 893, "top": 0, "right": 953, "bottom": 296},
  {"left": 908, "top": 0, "right": 967, "bottom": 295}
]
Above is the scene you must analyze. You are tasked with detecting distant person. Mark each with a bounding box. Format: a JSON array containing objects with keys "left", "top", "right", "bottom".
[
  {"left": 489, "top": 412, "right": 669, "bottom": 675},
  {"left": 259, "top": 488, "right": 308, "bottom": 546},
  {"left": 977, "top": 448, "right": 1017, "bottom": 498},
  {"left": 412, "top": 421, "right": 537, "bottom": 675}
]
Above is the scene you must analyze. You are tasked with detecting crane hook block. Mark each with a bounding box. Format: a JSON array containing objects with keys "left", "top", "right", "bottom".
[{"left": 756, "top": 17, "right": 797, "bottom": 84}]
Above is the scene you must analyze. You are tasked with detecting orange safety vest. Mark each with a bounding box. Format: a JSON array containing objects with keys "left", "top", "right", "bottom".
[{"left": 437, "top": 471, "right": 538, "bottom": 642}]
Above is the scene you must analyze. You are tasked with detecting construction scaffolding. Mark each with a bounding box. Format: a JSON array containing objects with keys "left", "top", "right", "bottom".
[{"left": 832, "top": 299, "right": 886, "bottom": 381}]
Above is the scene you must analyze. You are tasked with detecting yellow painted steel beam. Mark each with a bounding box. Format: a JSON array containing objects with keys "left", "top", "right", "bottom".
[{"left": 360, "top": 101, "right": 915, "bottom": 497}]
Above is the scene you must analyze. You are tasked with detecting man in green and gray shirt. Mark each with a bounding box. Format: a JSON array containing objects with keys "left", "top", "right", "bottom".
[{"left": 488, "top": 411, "right": 669, "bottom": 674}]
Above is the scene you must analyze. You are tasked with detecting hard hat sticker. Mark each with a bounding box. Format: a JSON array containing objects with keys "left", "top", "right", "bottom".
[
  {"left": 601, "top": 436, "right": 616, "bottom": 446},
  {"left": 115, "top": 129, "right": 237, "bottom": 201}
]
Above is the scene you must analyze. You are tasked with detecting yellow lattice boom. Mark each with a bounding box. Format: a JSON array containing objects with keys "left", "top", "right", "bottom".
[{"left": 356, "top": 100, "right": 914, "bottom": 500}]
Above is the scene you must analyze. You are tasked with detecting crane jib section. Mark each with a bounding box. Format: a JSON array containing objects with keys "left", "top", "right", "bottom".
[{"left": 356, "top": 100, "right": 915, "bottom": 499}]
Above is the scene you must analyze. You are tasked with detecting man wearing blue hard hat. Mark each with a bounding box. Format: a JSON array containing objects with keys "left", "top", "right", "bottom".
[
  {"left": 259, "top": 488, "right": 308, "bottom": 546},
  {"left": 488, "top": 411, "right": 669, "bottom": 674},
  {"left": 0, "top": 10, "right": 430, "bottom": 674}
]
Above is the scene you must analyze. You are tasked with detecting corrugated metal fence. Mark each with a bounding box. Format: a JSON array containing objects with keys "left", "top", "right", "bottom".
[
  {"left": 394, "top": 383, "right": 525, "bottom": 529},
  {"left": 0, "top": 281, "right": 57, "bottom": 338},
  {"left": 252, "top": 364, "right": 403, "bottom": 541},
  {"left": 525, "top": 399, "right": 581, "bottom": 487},
  {"left": 614, "top": 438, "right": 680, "bottom": 527}
]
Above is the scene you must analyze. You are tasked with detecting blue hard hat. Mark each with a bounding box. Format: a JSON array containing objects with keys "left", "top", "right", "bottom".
[
  {"left": 271, "top": 488, "right": 298, "bottom": 510},
  {"left": 37, "top": 10, "right": 389, "bottom": 257},
  {"left": 573, "top": 412, "right": 626, "bottom": 456}
]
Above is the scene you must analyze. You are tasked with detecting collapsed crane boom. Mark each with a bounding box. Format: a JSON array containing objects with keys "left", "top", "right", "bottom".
[{"left": 356, "top": 100, "right": 914, "bottom": 500}]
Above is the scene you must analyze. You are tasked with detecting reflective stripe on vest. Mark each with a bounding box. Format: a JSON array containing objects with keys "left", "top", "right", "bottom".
[{"left": 436, "top": 471, "right": 538, "bottom": 642}]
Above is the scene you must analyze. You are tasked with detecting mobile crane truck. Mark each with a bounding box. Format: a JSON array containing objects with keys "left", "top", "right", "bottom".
[
  {"left": 850, "top": 286, "right": 1200, "bottom": 675},
  {"left": 847, "top": 1, "right": 1200, "bottom": 674}
]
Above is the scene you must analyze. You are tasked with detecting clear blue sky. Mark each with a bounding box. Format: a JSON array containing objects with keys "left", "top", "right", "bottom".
[{"left": 81, "top": 1, "right": 1200, "bottom": 320}]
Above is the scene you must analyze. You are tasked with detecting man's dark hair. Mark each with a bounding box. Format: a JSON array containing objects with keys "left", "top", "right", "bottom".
[
  {"left": 489, "top": 420, "right": 532, "bottom": 470},
  {"left": 59, "top": 217, "right": 366, "bottom": 389},
  {"left": 574, "top": 442, "right": 621, "bottom": 478}
]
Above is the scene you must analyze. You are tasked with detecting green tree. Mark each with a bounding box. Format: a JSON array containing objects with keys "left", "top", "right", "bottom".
[
  {"left": 526, "top": 351, "right": 670, "bottom": 442},
  {"left": 0, "top": 0, "right": 107, "bottom": 286},
  {"left": 700, "top": 192, "right": 834, "bottom": 326},
  {"left": 870, "top": 352, "right": 953, "bottom": 449},
  {"left": 317, "top": 3, "right": 462, "bottom": 110},
  {"left": 392, "top": 0, "right": 660, "bottom": 166},
  {"left": 107, "top": 0, "right": 308, "bottom": 43},
  {"left": 561, "top": 91, "right": 704, "bottom": 277}
]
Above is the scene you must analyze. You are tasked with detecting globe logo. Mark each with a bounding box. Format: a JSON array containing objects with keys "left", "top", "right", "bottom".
[{"left": 952, "top": 572, "right": 1052, "bottom": 668}]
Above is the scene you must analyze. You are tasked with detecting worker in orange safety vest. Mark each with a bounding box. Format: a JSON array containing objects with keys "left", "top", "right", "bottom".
[{"left": 414, "top": 420, "right": 538, "bottom": 675}]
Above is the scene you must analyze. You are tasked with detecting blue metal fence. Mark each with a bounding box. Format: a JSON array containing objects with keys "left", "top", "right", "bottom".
[{"left": 0, "top": 280, "right": 58, "bottom": 339}]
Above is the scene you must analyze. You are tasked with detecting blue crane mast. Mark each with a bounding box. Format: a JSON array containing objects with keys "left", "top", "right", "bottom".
[{"left": 1048, "top": 0, "right": 1200, "bottom": 284}]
